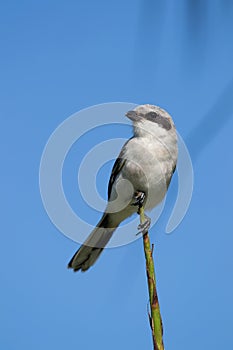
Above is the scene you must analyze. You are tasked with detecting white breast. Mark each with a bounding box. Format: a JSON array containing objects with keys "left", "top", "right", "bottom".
[{"left": 108, "top": 127, "right": 177, "bottom": 214}]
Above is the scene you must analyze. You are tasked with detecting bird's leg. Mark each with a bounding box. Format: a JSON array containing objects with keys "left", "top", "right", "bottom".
[
  {"left": 137, "top": 215, "right": 151, "bottom": 235},
  {"left": 132, "top": 191, "right": 151, "bottom": 235},
  {"left": 131, "top": 190, "right": 146, "bottom": 209}
]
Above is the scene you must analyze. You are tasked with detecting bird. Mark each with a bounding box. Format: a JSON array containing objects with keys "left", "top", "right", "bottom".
[{"left": 68, "top": 104, "right": 178, "bottom": 272}]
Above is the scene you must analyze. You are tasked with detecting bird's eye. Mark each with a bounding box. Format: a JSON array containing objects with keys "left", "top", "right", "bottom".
[
  {"left": 145, "top": 112, "right": 158, "bottom": 121},
  {"left": 145, "top": 112, "right": 171, "bottom": 130}
]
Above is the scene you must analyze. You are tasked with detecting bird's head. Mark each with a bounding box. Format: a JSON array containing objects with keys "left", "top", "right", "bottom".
[{"left": 126, "top": 104, "right": 175, "bottom": 138}]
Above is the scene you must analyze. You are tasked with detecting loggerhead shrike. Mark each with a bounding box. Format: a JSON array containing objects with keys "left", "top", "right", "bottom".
[{"left": 68, "top": 104, "right": 178, "bottom": 272}]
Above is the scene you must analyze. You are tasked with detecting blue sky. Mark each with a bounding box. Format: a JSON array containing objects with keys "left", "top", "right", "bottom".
[{"left": 1, "top": 1, "right": 233, "bottom": 349}]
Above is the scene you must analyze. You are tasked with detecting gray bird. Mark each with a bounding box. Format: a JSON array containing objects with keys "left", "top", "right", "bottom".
[{"left": 68, "top": 104, "right": 178, "bottom": 272}]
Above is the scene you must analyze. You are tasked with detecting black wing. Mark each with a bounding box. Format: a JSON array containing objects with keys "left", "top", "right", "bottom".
[{"left": 107, "top": 137, "right": 133, "bottom": 200}]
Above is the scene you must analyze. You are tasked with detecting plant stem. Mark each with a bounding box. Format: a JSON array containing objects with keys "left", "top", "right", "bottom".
[{"left": 139, "top": 206, "right": 164, "bottom": 350}]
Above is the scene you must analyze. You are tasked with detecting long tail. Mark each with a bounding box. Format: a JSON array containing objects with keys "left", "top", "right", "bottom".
[{"left": 67, "top": 214, "right": 117, "bottom": 272}]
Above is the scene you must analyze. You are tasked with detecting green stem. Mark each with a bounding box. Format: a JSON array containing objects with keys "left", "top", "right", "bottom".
[{"left": 139, "top": 206, "right": 164, "bottom": 350}]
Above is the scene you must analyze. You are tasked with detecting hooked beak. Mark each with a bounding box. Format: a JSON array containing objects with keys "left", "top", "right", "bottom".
[{"left": 125, "top": 110, "right": 140, "bottom": 122}]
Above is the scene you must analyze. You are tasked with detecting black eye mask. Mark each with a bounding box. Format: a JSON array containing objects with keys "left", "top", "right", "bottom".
[
  {"left": 126, "top": 110, "right": 172, "bottom": 131},
  {"left": 145, "top": 112, "right": 172, "bottom": 131}
]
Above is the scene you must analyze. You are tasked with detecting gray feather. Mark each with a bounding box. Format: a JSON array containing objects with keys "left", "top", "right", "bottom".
[{"left": 67, "top": 214, "right": 116, "bottom": 272}]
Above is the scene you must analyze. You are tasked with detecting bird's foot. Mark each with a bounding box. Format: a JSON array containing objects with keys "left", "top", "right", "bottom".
[
  {"left": 131, "top": 191, "right": 146, "bottom": 209},
  {"left": 137, "top": 215, "right": 151, "bottom": 236}
]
